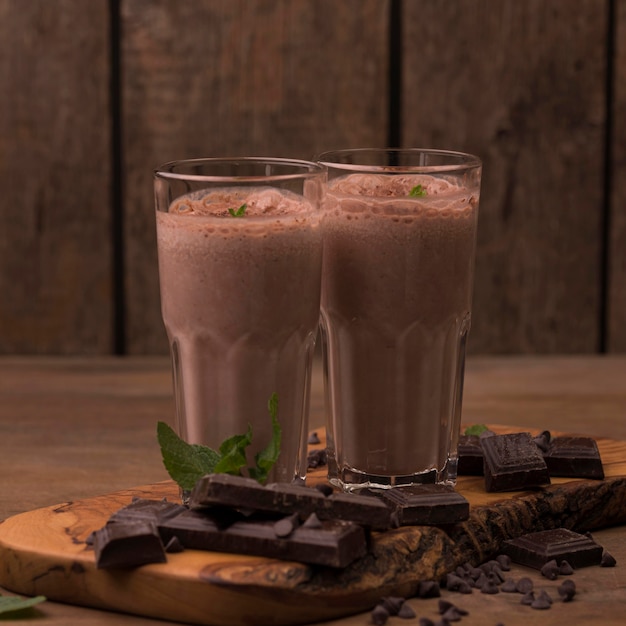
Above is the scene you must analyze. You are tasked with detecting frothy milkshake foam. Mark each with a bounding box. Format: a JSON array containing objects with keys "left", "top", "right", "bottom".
[
  {"left": 157, "top": 187, "right": 322, "bottom": 484},
  {"left": 321, "top": 173, "right": 479, "bottom": 486}
]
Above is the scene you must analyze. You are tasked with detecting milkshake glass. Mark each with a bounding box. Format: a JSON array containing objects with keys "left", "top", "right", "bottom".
[
  {"left": 317, "top": 148, "right": 481, "bottom": 491},
  {"left": 154, "top": 158, "right": 325, "bottom": 485}
]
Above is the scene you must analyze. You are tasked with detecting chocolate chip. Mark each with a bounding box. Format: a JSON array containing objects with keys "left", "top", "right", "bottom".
[
  {"left": 442, "top": 607, "right": 464, "bottom": 621},
  {"left": 438, "top": 600, "right": 455, "bottom": 614},
  {"left": 371, "top": 604, "right": 389, "bottom": 625},
  {"left": 417, "top": 580, "right": 441, "bottom": 598},
  {"left": 520, "top": 591, "right": 535, "bottom": 605},
  {"left": 496, "top": 554, "right": 512, "bottom": 571},
  {"left": 418, "top": 618, "right": 435, "bottom": 626},
  {"left": 314, "top": 483, "right": 334, "bottom": 497},
  {"left": 531, "top": 590, "right": 553, "bottom": 610},
  {"left": 601, "top": 550, "right": 617, "bottom": 567},
  {"left": 302, "top": 512, "right": 323, "bottom": 529},
  {"left": 501, "top": 578, "right": 518, "bottom": 593},
  {"left": 397, "top": 603, "right": 416, "bottom": 619},
  {"left": 307, "top": 431, "right": 321, "bottom": 445},
  {"left": 558, "top": 579, "right": 576, "bottom": 602},
  {"left": 164, "top": 535, "right": 185, "bottom": 553},
  {"left": 559, "top": 559, "right": 574, "bottom": 575},
  {"left": 273, "top": 514, "right": 299, "bottom": 538},
  {"left": 516, "top": 577, "right": 534, "bottom": 593},
  {"left": 541, "top": 559, "right": 560, "bottom": 580},
  {"left": 481, "top": 580, "right": 500, "bottom": 594},
  {"left": 380, "top": 596, "right": 404, "bottom": 615},
  {"left": 307, "top": 448, "right": 327, "bottom": 468}
]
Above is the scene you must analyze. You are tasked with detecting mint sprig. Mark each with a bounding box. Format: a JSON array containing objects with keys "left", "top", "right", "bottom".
[
  {"left": 409, "top": 184, "right": 427, "bottom": 197},
  {"left": 228, "top": 203, "right": 247, "bottom": 217},
  {"left": 0, "top": 594, "right": 46, "bottom": 616},
  {"left": 464, "top": 423, "right": 489, "bottom": 436},
  {"left": 157, "top": 393, "right": 281, "bottom": 490}
]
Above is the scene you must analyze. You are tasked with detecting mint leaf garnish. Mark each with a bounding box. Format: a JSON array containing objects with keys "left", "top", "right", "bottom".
[
  {"left": 157, "top": 422, "right": 221, "bottom": 491},
  {"left": 228, "top": 203, "right": 247, "bottom": 217},
  {"left": 157, "top": 393, "right": 282, "bottom": 489},
  {"left": 464, "top": 424, "right": 489, "bottom": 436},
  {"left": 0, "top": 594, "right": 46, "bottom": 615},
  {"left": 213, "top": 425, "right": 253, "bottom": 475},
  {"left": 409, "top": 184, "right": 427, "bottom": 197},
  {"left": 249, "top": 392, "right": 281, "bottom": 483}
]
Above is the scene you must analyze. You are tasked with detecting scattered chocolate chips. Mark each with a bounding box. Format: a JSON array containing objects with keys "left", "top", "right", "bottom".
[
  {"left": 520, "top": 590, "right": 535, "bottom": 605},
  {"left": 540, "top": 559, "right": 560, "bottom": 580},
  {"left": 500, "top": 578, "right": 518, "bottom": 592},
  {"left": 93, "top": 521, "right": 166, "bottom": 569},
  {"left": 558, "top": 579, "right": 576, "bottom": 602},
  {"left": 559, "top": 560, "right": 574, "bottom": 575},
  {"left": 516, "top": 577, "right": 534, "bottom": 593}
]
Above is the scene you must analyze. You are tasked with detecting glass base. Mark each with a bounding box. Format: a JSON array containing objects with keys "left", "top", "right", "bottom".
[{"left": 328, "top": 459, "right": 458, "bottom": 493}]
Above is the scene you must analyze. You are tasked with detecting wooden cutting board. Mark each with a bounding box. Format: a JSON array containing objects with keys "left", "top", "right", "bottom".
[{"left": 1, "top": 426, "right": 626, "bottom": 626}]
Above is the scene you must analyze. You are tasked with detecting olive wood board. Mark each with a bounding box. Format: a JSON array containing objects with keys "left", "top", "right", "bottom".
[{"left": 1, "top": 425, "right": 626, "bottom": 626}]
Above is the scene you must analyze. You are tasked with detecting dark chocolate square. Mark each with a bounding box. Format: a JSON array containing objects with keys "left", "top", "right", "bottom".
[
  {"left": 543, "top": 436, "right": 604, "bottom": 479},
  {"left": 502, "top": 528, "right": 603, "bottom": 570},
  {"left": 457, "top": 435, "right": 484, "bottom": 475},
  {"left": 481, "top": 432, "right": 550, "bottom": 492}
]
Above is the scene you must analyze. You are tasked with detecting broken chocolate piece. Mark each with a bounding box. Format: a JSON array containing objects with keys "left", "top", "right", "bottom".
[
  {"left": 107, "top": 497, "right": 187, "bottom": 525},
  {"left": 159, "top": 509, "right": 366, "bottom": 568},
  {"left": 481, "top": 432, "right": 550, "bottom": 492},
  {"left": 94, "top": 521, "right": 166, "bottom": 569},
  {"left": 189, "top": 473, "right": 392, "bottom": 529},
  {"left": 370, "top": 484, "right": 469, "bottom": 526},
  {"left": 502, "top": 528, "right": 603, "bottom": 570},
  {"left": 543, "top": 436, "right": 604, "bottom": 479},
  {"left": 457, "top": 435, "right": 484, "bottom": 475}
]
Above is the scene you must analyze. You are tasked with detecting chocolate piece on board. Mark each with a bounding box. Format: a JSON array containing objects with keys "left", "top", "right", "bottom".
[
  {"left": 94, "top": 521, "right": 166, "bottom": 569},
  {"left": 107, "top": 498, "right": 187, "bottom": 525},
  {"left": 372, "top": 484, "right": 469, "bottom": 526},
  {"left": 190, "top": 473, "right": 393, "bottom": 529},
  {"left": 457, "top": 435, "right": 484, "bottom": 475},
  {"left": 159, "top": 509, "right": 367, "bottom": 568},
  {"left": 189, "top": 474, "right": 326, "bottom": 517},
  {"left": 481, "top": 432, "right": 551, "bottom": 492},
  {"left": 502, "top": 528, "right": 603, "bottom": 570},
  {"left": 543, "top": 436, "right": 605, "bottom": 479}
]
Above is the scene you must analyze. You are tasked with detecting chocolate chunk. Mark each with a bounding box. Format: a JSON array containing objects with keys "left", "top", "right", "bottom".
[
  {"left": 107, "top": 498, "right": 186, "bottom": 525},
  {"left": 94, "top": 521, "right": 166, "bottom": 569},
  {"left": 190, "top": 473, "right": 392, "bottom": 529},
  {"left": 543, "top": 436, "right": 604, "bottom": 479},
  {"left": 159, "top": 509, "right": 366, "bottom": 568},
  {"left": 457, "top": 435, "right": 484, "bottom": 475},
  {"left": 481, "top": 432, "right": 551, "bottom": 492},
  {"left": 371, "top": 484, "right": 469, "bottom": 526},
  {"left": 502, "top": 528, "right": 603, "bottom": 570}
]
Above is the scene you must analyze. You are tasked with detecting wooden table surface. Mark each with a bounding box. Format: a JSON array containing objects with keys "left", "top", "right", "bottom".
[{"left": 1, "top": 355, "right": 625, "bottom": 625}]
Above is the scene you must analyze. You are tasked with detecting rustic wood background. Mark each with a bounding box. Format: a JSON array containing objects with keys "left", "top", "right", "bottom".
[{"left": 0, "top": 0, "right": 624, "bottom": 355}]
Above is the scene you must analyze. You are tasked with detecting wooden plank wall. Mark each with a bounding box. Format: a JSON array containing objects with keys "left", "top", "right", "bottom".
[{"left": 0, "top": 0, "right": 624, "bottom": 355}]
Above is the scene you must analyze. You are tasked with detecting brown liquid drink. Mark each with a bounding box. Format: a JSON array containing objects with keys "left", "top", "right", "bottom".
[
  {"left": 154, "top": 160, "right": 324, "bottom": 485},
  {"left": 319, "top": 150, "right": 481, "bottom": 490}
]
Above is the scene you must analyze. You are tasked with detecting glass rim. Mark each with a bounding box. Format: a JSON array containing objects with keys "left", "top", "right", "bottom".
[
  {"left": 154, "top": 156, "right": 326, "bottom": 183},
  {"left": 316, "top": 148, "right": 482, "bottom": 173}
]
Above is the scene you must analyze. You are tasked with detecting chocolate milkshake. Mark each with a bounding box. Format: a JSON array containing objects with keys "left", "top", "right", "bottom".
[
  {"left": 156, "top": 183, "right": 323, "bottom": 485},
  {"left": 319, "top": 160, "right": 481, "bottom": 490}
]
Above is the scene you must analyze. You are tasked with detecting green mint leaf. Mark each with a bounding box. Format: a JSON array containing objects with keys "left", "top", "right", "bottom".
[
  {"left": 213, "top": 425, "right": 253, "bottom": 475},
  {"left": 409, "top": 184, "right": 427, "bottom": 197},
  {"left": 249, "top": 392, "right": 281, "bottom": 483},
  {"left": 157, "top": 421, "right": 221, "bottom": 491},
  {"left": 0, "top": 594, "right": 46, "bottom": 615},
  {"left": 464, "top": 423, "right": 489, "bottom": 436},
  {"left": 228, "top": 203, "right": 247, "bottom": 217}
]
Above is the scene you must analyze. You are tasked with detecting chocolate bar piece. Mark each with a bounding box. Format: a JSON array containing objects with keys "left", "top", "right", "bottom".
[
  {"left": 457, "top": 435, "right": 484, "bottom": 475},
  {"left": 481, "top": 432, "right": 550, "bottom": 492},
  {"left": 159, "top": 509, "right": 367, "bottom": 568},
  {"left": 543, "top": 436, "right": 604, "bottom": 479},
  {"left": 372, "top": 485, "right": 470, "bottom": 526},
  {"left": 189, "top": 473, "right": 393, "bottom": 529},
  {"left": 502, "top": 528, "right": 603, "bottom": 570},
  {"left": 107, "top": 498, "right": 187, "bottom": 525},
  {"left": 94, "top": 521, "right": 166, "bottom": 569}
]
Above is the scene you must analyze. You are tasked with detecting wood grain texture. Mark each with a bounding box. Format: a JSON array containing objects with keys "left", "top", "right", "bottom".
[
  {"left": 608, "top": 0, "right": 626, "bottom": 351},
  {"left": 401, "top": 0, "right": 608, "bottom": 353},
  {"left": 121, "top": 0, "right": 390, "bottom": 354},
  {"left": 0, "top": 429, "right": 625, "bottom": 626},
  {"left": 0, "top": 0, "right": 113, "bottom": 354}
]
